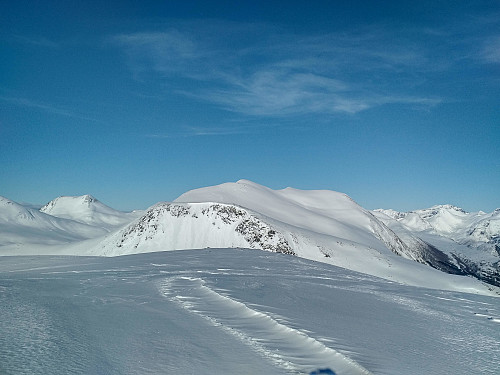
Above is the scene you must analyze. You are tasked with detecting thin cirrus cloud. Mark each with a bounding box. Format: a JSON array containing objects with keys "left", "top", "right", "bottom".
[
  {"left": 0, "top": 95, "right": 104, "bottom": 123},
  {"left": 110, "top": 23, "right": 443, "bottom": 116},
  {"left": 147, "top": 124, "right": 255, "bottom": 138},
  {"left": 11, "top": 35, "right": 60, "bottom": 49},
  {"left": 481, "top": 36, "right": 500, "bottom": 63},
  {"left": 1, "top": 96, "right": 75, "bottom": 117}
]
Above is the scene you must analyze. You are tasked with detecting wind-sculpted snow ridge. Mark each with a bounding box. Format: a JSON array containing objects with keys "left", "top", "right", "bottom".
[
  {"left": 2, "top": 249, "right": 499, "bottom": 374},
  {"left": 90, "top": 202, "right": 294, "bottom": 256},
  {"left": 160, "top": 276, "right": 372, "bottom": 375}
]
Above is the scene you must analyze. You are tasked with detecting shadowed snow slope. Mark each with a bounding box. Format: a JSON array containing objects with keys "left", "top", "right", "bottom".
[
  {"left": 1, "top": 249, "right": 499, "bottom": 374},
  {"left": 40, "top": 194, "right": 139, "bottom": 229}
]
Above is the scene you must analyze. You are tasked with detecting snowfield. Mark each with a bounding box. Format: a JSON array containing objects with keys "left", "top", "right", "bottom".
[{"left": 1, "top": 249, "right": 499, "bottom": 375}]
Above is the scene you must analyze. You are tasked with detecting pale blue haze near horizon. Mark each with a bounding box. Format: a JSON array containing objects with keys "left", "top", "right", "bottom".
[{"left": 1, "top": 0, "right": 499, "bottom": 212}]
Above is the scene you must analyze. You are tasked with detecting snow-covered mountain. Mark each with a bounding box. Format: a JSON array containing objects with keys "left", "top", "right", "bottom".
[
  {"left": 64, "top": 180, "right": 493, "bottom": 294},
  {"left": 40, "top": 194, "right": 140, "bottom": 229},
  {"left": 173, "top": 180, "right": 444, "bottom": 262},
  {"left": 85, "top": 202, "right": 294, "bottom": 256},
  {"left": 1, "top": 181, "right": 499, "bottom": 293},
  {"left": 0, "top": 196, "right": 108, "bottom": 249},
  {"left": 376, "top": 204, "right": 500, "bottom": 244},
  {"left": 374, "top": 205, "right": 500, "bottom": 287}
]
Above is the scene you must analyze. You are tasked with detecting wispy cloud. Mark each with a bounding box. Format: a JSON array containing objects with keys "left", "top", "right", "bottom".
[
  {"left": 146, "top": 124, "right": 257, "bottom": 138},
  {"left": 110, "top": 31, "right": 201, "bottom": 75},
  {"left": 481, "top": 36, "right": 500, "bottom": 63},
  {"left": 1, "top": 96, "right": 74, "bottom": 116},
  {"left": 415, "top": 12, "right": 500, "bottom": 66},
  {"left": 0, "top": 96, "right": 104, "bottom": 123},
  {"left": 11, "top": 35, "right": 60, "bottom": 49},
  {"left": 109, "top": 22, "right": 449, "bottom": 116}
]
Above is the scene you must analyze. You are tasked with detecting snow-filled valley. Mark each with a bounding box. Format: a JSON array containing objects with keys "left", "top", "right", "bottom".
[
  {"left": 1, "top": 249, "right": 499, "bottom": 375},
  {"left": 1, "top": 180, "right": 500, "bottom": 374}
]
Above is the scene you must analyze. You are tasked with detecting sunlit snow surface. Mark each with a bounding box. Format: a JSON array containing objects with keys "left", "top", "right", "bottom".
[{"left": 1, "top": 248, "right": 499, "bottom": 375}]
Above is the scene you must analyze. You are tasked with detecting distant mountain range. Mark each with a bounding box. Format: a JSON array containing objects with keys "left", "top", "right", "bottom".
[
  {"left": 40, "top": 194, "right": 141, "bottom": 229},
  {"left": 1, "top": 180, "right": 498, "bottom": 293},
  {"left": 374, "top": 205, "right": 500, "bottom": 286}
]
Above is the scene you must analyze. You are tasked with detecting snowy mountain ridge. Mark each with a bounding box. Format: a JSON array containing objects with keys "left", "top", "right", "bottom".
[
  {"left": 0, "top": 195, "right": 108, "bottom": 248},
  {"left": 374, "top": 204, "right": 500, "bottom": 287},
  {"left": 1, "top": 181, "right": 499, "bottom": 293},
  {"left": 89, "top": 202, "right": 294, "bottom": 257},
  {"left": 40, "top": 194, "right": 140, "bottom": 229},
  {"left": 374, "top": 204, "right": 500, "bottom": 248}
]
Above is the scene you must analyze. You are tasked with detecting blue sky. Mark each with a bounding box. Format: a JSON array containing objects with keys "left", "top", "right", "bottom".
[{"left": 1, "top": 0, "right": 499, "bottom": 212}]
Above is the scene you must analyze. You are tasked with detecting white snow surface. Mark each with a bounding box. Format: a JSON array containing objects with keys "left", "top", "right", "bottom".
[
  {"left": 376, "top": 205, "right": 500, "bottom": 244},
  {"left": 374, "top": 205, "right": 500, "bottom": 263},
  {"left": 1, "top": 249, "right": 499, "bottom": 375},
  {"left": 40, "top": 194, "right": 140, "bottom": 229},
  {"left": 0, "top": 196, "right": 108, "bottom": 248}
]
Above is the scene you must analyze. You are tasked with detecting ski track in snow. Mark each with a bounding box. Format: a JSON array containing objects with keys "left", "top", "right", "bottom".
[{"left": 159, "top": 276, "right": 372, "bottom": 375}]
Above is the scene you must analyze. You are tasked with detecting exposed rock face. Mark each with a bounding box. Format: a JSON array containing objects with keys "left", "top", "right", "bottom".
[
  {"left": 235, "top": 217, "right": 294, "bottom": 255},
  {"left": 107, "top": 202, "right": 294, "bottom": 256}
]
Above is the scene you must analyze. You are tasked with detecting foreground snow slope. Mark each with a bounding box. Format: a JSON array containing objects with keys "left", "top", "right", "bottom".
[{"left": 1, "top": 249, "right": 499, "bottom": 375}]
